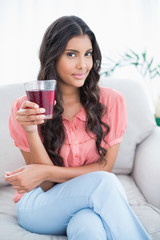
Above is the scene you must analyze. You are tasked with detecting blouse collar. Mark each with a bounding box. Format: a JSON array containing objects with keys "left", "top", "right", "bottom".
[{"left": 62, "top": 107, "right": 87, "bottom": 122}]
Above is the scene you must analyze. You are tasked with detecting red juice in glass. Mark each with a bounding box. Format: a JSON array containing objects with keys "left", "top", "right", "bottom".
[
  {"left": 26, "top": 90, "right": 56, "bottom": 119},
  {"left": 24, "top": 80, "right": 56, "bottom": 119}
]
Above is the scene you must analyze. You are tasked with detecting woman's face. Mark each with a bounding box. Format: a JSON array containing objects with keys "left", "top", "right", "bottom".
[{"left": 56, "top": 34, "right": 93, "bottom": 89}]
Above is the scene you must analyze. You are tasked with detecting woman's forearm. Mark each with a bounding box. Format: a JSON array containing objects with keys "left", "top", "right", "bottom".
[
  {"left": 26, "top": 131, "right": 55, "bottom": 191},
  {"left": 42, "top": 143, "right": 120, "bottom": 184},
  {"left": 44, "top": 161, "right": 110, "bottom": 184},
  {"left": 26, "top": 132, "right": 104, "bottom": 183},
  {"left": 26, "top": 131, "right": 53, "bottom": 166},
  {"left": 25, "top": 132, "right": 119, "bottom": 189},
  {"left": 26, "top": 132, "right": 103, "bottom": 188}
]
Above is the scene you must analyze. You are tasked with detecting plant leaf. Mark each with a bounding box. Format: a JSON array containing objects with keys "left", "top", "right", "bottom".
[
  {"left": 125, "top": 53, "right": 132, "bottom": 58},
  {"left": 131, "top": 62, "right": 139, "bottom": 67},
  {"left": 147, "top": 58, "right": 153, "bottom": 70},
  {"left": 142, "top": 51, "right": 146, "bottom": 61},
  {"left": 129, "top": 49, "right": 139, "bottom": 60}
]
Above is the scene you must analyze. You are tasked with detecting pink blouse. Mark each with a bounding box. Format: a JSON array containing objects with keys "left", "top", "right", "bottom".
[{"left": 9, "top": 87, "right": 127, "bottom": 202}]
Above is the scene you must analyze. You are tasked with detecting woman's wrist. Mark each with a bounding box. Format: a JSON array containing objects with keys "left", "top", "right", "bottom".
[
  {"left": 43, "top": 165, "right": 63, "bottom": 183},
  {"left": 44, "top": 164, "right": 53, "bottom": 181},
  {"left": 43, "top": 165, "right": 75, "bottom": 183},
  {"left": 26, "top": 130, "right": 42, "bottom": 148},
  {"left": 25, "top": 127, "right": 54, "bottom": 166},
  {"left": 26, "top": 130, "right": 39, "bottom": 137}
]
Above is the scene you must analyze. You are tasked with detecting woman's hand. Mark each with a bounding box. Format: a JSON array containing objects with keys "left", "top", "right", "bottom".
[
  {"left": 16, "top": 101, "right": 46, "bottom": 133},
  {"left": 5, "top": 164, "right": 48, "bottom": 194}
]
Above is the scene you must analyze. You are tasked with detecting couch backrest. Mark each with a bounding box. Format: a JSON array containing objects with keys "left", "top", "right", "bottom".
[
  {"left": 0, "top": 83, "right": 26, "bottom": 186},
  {"left": 0, "top": 78, "right": 156, "bottom": 186},
  {"left": 99, "top": 77, "right": 156, "bottom": 174}
]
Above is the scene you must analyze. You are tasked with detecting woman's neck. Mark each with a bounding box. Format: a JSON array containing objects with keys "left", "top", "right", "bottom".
[
  {"left": 59, "top": 84, "right": 82, "bottom": 121},
  {"left": 60, "top": 84, "right": 80, "bottom": 104}
]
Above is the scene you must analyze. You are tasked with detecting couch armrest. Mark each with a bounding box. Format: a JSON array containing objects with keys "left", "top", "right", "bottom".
[{"left": 132, "top": 126, "right": 160, "bottom": 209}]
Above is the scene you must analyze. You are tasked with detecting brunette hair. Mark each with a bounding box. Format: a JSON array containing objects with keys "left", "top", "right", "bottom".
[{"left": 38, "top": 16, "right": 110, "bottom": 166}]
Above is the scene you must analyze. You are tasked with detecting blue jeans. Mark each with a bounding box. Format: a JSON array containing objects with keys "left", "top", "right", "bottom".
[{"left": 16, "top": 171, "right": 151, "bottom": 239}]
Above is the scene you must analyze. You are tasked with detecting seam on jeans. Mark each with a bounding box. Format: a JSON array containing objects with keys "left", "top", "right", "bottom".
[{"left": 89, "top": 195, "right": 117, "bottom": 240}]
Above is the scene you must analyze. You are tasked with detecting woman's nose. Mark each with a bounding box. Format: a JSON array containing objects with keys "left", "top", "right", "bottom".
[{"left": 76, "top": 57, "right": 86, "bottom": 69}]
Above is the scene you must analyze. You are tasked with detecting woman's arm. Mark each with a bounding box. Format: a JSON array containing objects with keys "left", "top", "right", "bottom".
[
  {"left": 6, "top": 100, "right": 120, "bottom": 192},
  {"left": 5, "top": 142, "right": 120, "bottom": 193},
  {"left": 43, "top": 142, "right": 120, "bottom": 183},
  {"left": 10, "top": 100, "right": 55, "bottom": 191},
  {"left": 21, "top": 131, "right": 56, "bottom": 191},
  {"left": 15, "top": 101, "right": 55, "bottom": 166}
]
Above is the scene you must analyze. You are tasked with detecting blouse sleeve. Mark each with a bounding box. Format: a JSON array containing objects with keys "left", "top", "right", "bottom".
[
  {"left": 101, "top": 88, "right": 127, "bottom": 147},
  {"left": 9, "top": 96, "right": 30, "bottom": 152}
]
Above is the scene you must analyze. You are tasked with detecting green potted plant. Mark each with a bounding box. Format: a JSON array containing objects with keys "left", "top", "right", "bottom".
[
  {"left": 101, "top": 49, "right": 160, "bottom": 126},
  {"left": 155, "top": 96, "right": 160, "bottom": 126}
]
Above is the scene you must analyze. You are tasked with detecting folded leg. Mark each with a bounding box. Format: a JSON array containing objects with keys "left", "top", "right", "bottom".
[
  {"left": 16, "top": 171, "right": 151, "bottom": 239},
  {"left": 67, "top": 208, "right": 107, "bottom": 240}
]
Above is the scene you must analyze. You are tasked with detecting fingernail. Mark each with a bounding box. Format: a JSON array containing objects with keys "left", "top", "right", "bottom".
[
  {"left": 40, "top": 114, "right": 45, "bottom": 119},
  {"left": 40, "top": 108, "right": 45, "bottom": 113},
  {"left": 34, "top": 104, "right": 39, "bottom": 108}
]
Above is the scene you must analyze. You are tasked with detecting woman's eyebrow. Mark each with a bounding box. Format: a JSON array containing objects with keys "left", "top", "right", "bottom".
[{"left": 65, "top": 48, "right": 93, "bottom": 53}]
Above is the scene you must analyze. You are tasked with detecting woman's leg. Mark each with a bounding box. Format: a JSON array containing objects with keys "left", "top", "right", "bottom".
[
  {"left": 66, "top": 208, "right": 107, "bottom": 240},
  {"left": 16, "top": 171, "right": 151, "bottom": 239}
]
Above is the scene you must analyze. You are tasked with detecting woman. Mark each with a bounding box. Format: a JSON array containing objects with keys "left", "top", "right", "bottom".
[{"left": 6, "top": 16, "right": 151, "bottom": 239}]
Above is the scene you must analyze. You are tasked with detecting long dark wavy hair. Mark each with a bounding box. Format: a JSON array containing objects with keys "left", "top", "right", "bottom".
[{"left": 38, "top": 16, "right": 110, "bottom": 166}]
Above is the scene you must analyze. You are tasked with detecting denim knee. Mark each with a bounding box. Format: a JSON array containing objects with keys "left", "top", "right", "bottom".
[
  {"left": 87, "top": 171, "right": 127, "bottom": 201},
  {"left": 88, "top": 171, "right": 118, "bottom": 188},
  {"left": 67, "top": 209, "right": 107, "bottom": 240}
]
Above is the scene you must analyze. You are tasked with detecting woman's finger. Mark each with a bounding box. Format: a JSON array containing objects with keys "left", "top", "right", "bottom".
[
  {"left": 12, "top": 185, "right": 29, "bottom": 193},
  {"left": 12, "top": 185, "right": 26, "bottom": 190},
  {"left": 17, "top": 107, "right": 45, "bottom": 117},
  {"left": 20, "top": 100, "right": 39, "bottom": 109},
  {"left": 16, "top": 112, "right": 46, "bottom": 122},
  {"left": 6, "top": 167, "right": 25, "bottom": 176},
  {"left": 17, "top": 190, "right": 27, "bottom": 194}
]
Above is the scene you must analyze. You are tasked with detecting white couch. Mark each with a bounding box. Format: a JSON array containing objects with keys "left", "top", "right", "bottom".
[{"left": 0, "top": 78, "right": 160, "bottom": 240}]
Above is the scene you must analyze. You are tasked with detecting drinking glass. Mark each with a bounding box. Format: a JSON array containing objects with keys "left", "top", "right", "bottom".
[{"left": 24, "top": 80, "right": 56, "bottom": 119}]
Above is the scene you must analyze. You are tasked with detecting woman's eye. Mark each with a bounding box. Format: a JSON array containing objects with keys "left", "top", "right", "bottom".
[
  {"left": 85, "top": 52, "right": 93, "bottom": 57},
  {"left": 66, "top": 52, "right": 76, "bottom": 57}
]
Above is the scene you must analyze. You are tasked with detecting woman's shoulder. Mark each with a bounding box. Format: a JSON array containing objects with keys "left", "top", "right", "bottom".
[{"left": 98, "top": 87, "right": 127, "bottom": 146}]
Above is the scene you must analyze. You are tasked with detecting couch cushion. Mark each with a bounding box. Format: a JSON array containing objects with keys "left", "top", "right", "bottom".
[
  {"left": 117, "top": 175, "right": 160, "bottom": 240},
  {"left": 100, "top": 78, "right": 156, "bottom": 174},
  {"left": 132, "top": 127, "right": 160, "bottom": 209},
  {"left": 0, "top": 83, "right": 26, "bottom": 186},
  {"left": 0, "top": 185, "right": 67, "bottom": 240},
  {"left": 132, "top": 205, "right": 160, "bottom": 240}
]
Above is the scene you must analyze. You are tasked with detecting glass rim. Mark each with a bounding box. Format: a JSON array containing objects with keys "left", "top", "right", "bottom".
[{"left": 24, "top": 79, "right": 56, "bottom": 86}]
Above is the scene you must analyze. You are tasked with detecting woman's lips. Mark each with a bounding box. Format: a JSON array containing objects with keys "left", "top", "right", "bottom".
[{"left": 72, "top": 73, "right": 86, "bottom": 80}]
